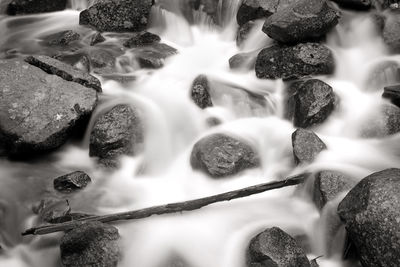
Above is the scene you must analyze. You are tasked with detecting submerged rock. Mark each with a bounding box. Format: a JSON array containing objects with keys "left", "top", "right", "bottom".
[
  {"left": 255, "top": 43, "right": 335, "bottom": 80},
  {"left": 383, "top": 13, "right": 400, "bottom": 52},
  {"left": 25, "top": 55, "right": 102, "bottom": 92},
  {"left": 289, "top": 79, "right": 335, "bottom": 128},
  {"left": 292, "top": 129, "right": 327, "bottom": 165},
  {"left": 33, "top": 198, "right": 71, "bottom": 223},
  {"left": 361, "top": 103, "right": 400, "bottom": 137},
  {"left": 383, "top": 84, "right": 400, "bottom": 108},
  {"left": 88, "top": 48, "right": 117, "bottom": 74},
  {"left": 136, "top": 43, "right": 178, "bottom": 69},
  {"left": 54, "top": 171, "right": 92, "bottom": 193},
  {"left": 262, "top": 0, "right": 340, "bottom": 44},
  {"left": 42, "top": 30, "right": 80, "bottom": 46},
  {"left": 7, "top": 0, "right": 67, "bottom": 15},
  {"left": 247, "top": 227, "right": 311, "bottom": 267},
  {"left": 236, "top": 0, "right": 277, "bottom": 26},
  {"left": 337, "top": 168, "right": 400, "bottom": 267},
  {"left": 123, "top": 31, "right": 161, "bottom": 48},
  {"left": 60, "top": 221, "right": 120, "bottom": 267},
  {"left": 90, "top": 32, "right": 106, "bottom": 46},
  {"left": 190, "top": 133, "right": 260, "bottom": 178},
  {"left": 89, "top": 104, "right": 144, "bottom": 167},
  {"left": 366, "top": 60, "right": 400, "bottom": 91},
  {"left": 79, "top": 0, "right": 153, "bottom": 32},
  {"left": 236, "top": 21, "right": 256, "bottom": 47},
  {"left": 0, "top": 59, "right": 97, "bottom": 156},
  {"left": 229, "top": 51, "right": 257, "bottom": 70},
  {"left": 54, "top": 53, "right": 91, "bottom": 73},
  {"left": 191, "top": 75, "right": 213, "bottom": 109}
]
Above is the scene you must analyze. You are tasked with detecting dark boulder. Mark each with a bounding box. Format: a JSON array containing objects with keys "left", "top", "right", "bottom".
[
  {"left": 123, "top": 32, "right": 161, "bottom": 48},
  {"left": 262, "top": 0, "right": 340, "bottom": 44},
  {"left": 190, "top": 133, "right": 260, "bottom": 178},
  {"left": 25, "top": 55, "right": 102, "bottom": 92},
  {"left": 90, "top": 32, "right": 106, "bottom": 46},
  {"left": 42, "top": 30, "right": 80, "bottom": 46},
  {"left": 255, "top": 43, "right": 335, "bottom": 80},
  {"left": 79, "top": 0, "right": 153, "bottom": 32},
  {"left": 292, "top": 129, "right": 327, "bottom": 165},
  {"left": 361, "top": 103, "right": 400, "bottom": 137},
  {"left": 383, "top": 84, "right": 400, "bottom": 108},
  {"left": 136, "top": 43, "right": 178, "bottom": 69},
  {"left": 54, "top": 171, "right": 92, "bottom": 193},
  {"left": 383, "top": 13, "right": 400, "bottom": 52},
  {"left": 289, "top": 79, "right": 335, "bottom": 128},
  {"left": 191, "top": 75, "right": 213, "bottom": 109},
  {"left": 60, "top": 221, "right": 120, "bottom": 267},
  {"left": 236, "top": 0, "right": 277, "bottom": 26},
  {"left": 7, "top": 0, "right": 67, "bottom": 15},
  {"left": 0, "top": 59, "right": 97, "bottom": 156},
  {"left": 331, "top": 0, "right": 371, "bottom": 10},
  {"left": 89, "top": 104, "right": 144, "bottom": 167},
  {"left": 247, "top": 227, "right": 311, "bottom": 267},
  {"left": 337, "top": 168, "right": 400, "bottom": 267},
  {"left": 313, "top": 170, "right": 356, "bottom": 210}
]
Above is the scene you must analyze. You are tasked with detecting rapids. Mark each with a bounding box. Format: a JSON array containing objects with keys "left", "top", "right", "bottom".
[{"left": 0, "top": 1, "right": 400, "bottom": 267}]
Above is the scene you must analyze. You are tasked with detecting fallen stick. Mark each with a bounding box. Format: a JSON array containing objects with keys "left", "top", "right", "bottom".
[{"left": 22, "top": 172, "right": 310, "bottom": 236}]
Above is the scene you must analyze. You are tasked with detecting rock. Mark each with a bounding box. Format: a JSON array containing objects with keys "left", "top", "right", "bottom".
[
  {"left": 236, "top": 0, "right": 277, "bottom": 26},
  {"left": 25, "top": 55, "right": 102, "bottom": 92},
  {"left": 229, "top": 51, "right": 257, "bottom": 70},
  {"left": 289, "top": 79, "right": 335, "bottom": 128},
  {"left": 53, "top": 171, "right": 92, "bottom": 193},
  {"left": 89, "top": 104, "right": 144, "bottom": 167},
  {"left": 262, "top": 0, "right": 340, "bottom": 44},
  {"left": 361, "top": 103, "right": 400, "bottom": 137},
  {"left": 331, "top": 0, "right": 371, "bottom": 10},
  {"left": 292, "top": 129, "right": 327, "bottom": 165},
  {"left": 0, "top": 59, "right": 97, "bottom": 156},
  {"left": 7, "top": 0, "right": 67, "bottom": 15},
  {"left": 337, "top": 168, "right": 400, "bottom": 267},
  {"left": 383, "top": 13, "right": 400, "bottom": 52},
  {"left": 383, "top": 84, "right": 400, "bottom": 108},
  {"left": 54, "top": 53, "right": 91, "bottom": 73},
  {"left": 123, "top": 31, "right": 161, "bottom": 48},
  {"left": 88, "top": 48, "right": 117, "bottom": 74},
  {"left": 237, "top": 21, "right": 256, "bottom": 47},
  {"left": 42, "top": 30, "right": 80, "bottom": 46},
  {"left": 366, "top": 60, "right": 400, "bottom": 91},
  {"left": 313, "top": 170, "right": 356, "bottom": 210},
  {"left": 247, "top": 227, "right": 311, "bottom": 267},
  {"left": 255, "top": 43, "right": 335, "bottom": 80},
  {"left": 90, "top": 32, "right": 106, "bottom": 46},
  {"left": 136, "top": 43, "right": 178, "bottom": 69},
  {"left": 190, "top": 133, "right": 260, "bottom": 178},
  {"left": 33, "top": 198, "right": 71, "bottom": 223},
  {"left": 79, "top": 0, "right": 153, "bottom": 32},
  {"left": 191, "top": 75, "right": 213, "bottom": 109},
  {"left": 60, "top": 221, "right": 119, "bottom": 267}
]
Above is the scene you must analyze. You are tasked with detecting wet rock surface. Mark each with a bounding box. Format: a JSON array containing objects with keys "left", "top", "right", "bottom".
[
  {"left": 361, "top": 103, "right": 400, "bottom": 137},
  {"left": 90, "top": 104, "right": 144, "bottom": 167},
  {"left": 383, "top": 84, "right": 400, "bottom": 107},
  {"left": 190, "top": 75, "right": 213, "bottom": 109},
  {"left": 42, "top": 30, "right": 80, "bottom": 46},
  {"left": 288, "top": 79, "right": 335, "bottom": 128},
  {"left": 79, "top": 0, "right": 153, "bottom": 32},
  {"left": 337, "top": 168, "right": 400, "bottom": 267},
  {"left": 236, "top": 0, "right": 277, "bottom": 26},
  {"left": 247, "top": 227, "right": 311, "bottom": 267},
  {"left": 383, "top": 13, "right": 400, "bottom": 52},
  {"left": 25, "top": 55, "right": 102, "bottom": 92},
  {"left": 7, "top": 0, "right": 67, "bottom": 15},
  {"left": 262, "top": 0, "right": 340, "bottom": 44},
  {"left": 90, "top": 32, "right": 106, "bottom": 46},
  {"left": 60, "top": 221, "right": 120, "bottom": 267},
  {"left": 332, "top": 0, "right": 372, "bottom": 10},
  {"left": 292, "top": 129, "right": 327, "bottom": 165},
  {"left": 0, "top": 59, "right": 98, "bottom": 156},
  {"left": 190, "top": 133, "right": 260, "bottom": 178},
  {"left": 123, "top": 32, "right": 161, "bottom": 48},
  {"left": 229, "top": 51, "right": 257, "bottom": 70},
  {"left": 236, "top": 20, "right": 256, "bottom": 47},
  {"left": 255, "top": 43, "right": 335, "bottom": 80},
  {"left": 53, "top": 171, "right": 92, "bottom": 193},
  {"left": 135, "top": 43, "right": 178, "bottom": 69}
]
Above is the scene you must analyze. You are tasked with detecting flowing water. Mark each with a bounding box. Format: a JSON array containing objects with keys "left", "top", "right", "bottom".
[{"left": 0, "top": 1, "right": 400, "bottom": 267}]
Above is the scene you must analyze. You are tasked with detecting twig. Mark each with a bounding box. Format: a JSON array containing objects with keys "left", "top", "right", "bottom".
[{"left": 22, "top": 173, "right": 310, "bottom": 236}]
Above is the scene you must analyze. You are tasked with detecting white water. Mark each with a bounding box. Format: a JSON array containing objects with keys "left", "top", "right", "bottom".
[{"left": 1, "top": 1, "right": 400, "bottom": 267}]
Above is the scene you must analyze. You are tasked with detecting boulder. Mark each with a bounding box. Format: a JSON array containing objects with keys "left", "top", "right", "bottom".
[
  {"left": 90, "top": 32, "right": 106, "bottom": 46},
  {"left": 190, "top": 133, "right": 260, "bottom": 178},
  {"left": 313, "top": 170, "right": 356, "bottom": 210},
  {"left": 7, "top": 0, "right": 67, "bottom": 15},
  {"left": 247, "top": 227, "right": 310, "bottom": 267},
  {"left": 236, "top": 0, "right": 277, "bottom": 26},
  {"left": 262, "top": 0, "right": 340, "bottom": 44},
  {"left": 361, "top": 103, "right": 400, "bottom": 137},
  {"left": 42, "top": 30, "right": 80, "bottom": 46},
  {"left": 255, "top": 43, "right": 335, "bottom": 80},
  {"left": 288, "top": 79, "right": 335, "bottom": 128},
  {"left": 383, "top": 84, "right": 400, "bottom": 108},
  {"left": 123, "top": 31, "right": 161, "bottom": 48},
  {"left": 25, "top": 55, "right": 102, "bottom": 92},
  {"left": 229, "top": 51, "right": 257, "bottom": 70},
  {"left": 292, "top": 129, "right": 327, "bottom": 165},
  {"left": 60, "top": 221, "right": 120, "bottom": 267},
  {"left": 79, "top": 0, "right": 153, "bottom": 32},
  {"left": 191, "top": 75, "right": 213, "bottom": 109},
  {"left": 331, "top": 0, "right": 371, "bottom": 10},
  {"left": 337, "top": 168, "right": 400, "bottom": 267},
  {"left": 0, "top": 59, "right": 97, "bottom": 156},
  {"left": 53, "top": 171, "right": 92, "bottom": 193},
  {"left": 89, "top": 104, "right": 144, "bottom": 167},
  {"left": 383, "top": 13, "right": 400, "bottom": 52},
  {"left": 135, "top": 43, "right": 178, "bottom": 69}
]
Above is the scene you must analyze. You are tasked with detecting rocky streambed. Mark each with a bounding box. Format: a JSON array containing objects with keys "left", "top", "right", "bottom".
[{"left": 0, "top": 0, "right": 400, "bottom": 267}]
